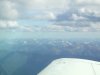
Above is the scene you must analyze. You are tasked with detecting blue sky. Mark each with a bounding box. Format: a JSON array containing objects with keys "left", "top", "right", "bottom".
[{"left": 0, "top": 0, "right": 100, "bottom": 32}]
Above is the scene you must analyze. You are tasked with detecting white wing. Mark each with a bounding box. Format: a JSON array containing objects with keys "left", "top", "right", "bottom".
[{"left": 38, "top": 58, "right": 100, "bottom": 75}]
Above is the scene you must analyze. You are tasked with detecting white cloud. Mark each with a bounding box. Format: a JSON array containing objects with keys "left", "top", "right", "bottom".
[
  {"left": 0, "top": 0, "right": 18, "bottom": 20},
  {"left": 47, "top": 12, "right": 56, "bottom": 20},
  {"left": 19, "top": 26, "right": 33, "bottom": 32},
  {"left": 91, "top": 22, "right": 100, "bottom": 30},
  {"left": 0, "top": 20, "right": 19, "bottom": 28},
  {"left": 1, "top": 0, "right": 100, "bottom": 21},
  {"left": 76, "top": 0, "right": 100, "bottom": 4},
  {"left": 0, "top": 0, "right": 67, "bottom": 20},
  {"left": 0, "top": 20, "right": 33, "bottom": 32},
  {"left": 79, "top": 7, "right": 100, "bottom": 16},
  {"left": 22, "top": 0, "right": 68, "bottom": 10},
  {"left": 31, "top": 11, "right": 56, "bottom": 20},
  {"left": 0, "top": 0, "right": 100, "bottom": 32},
  {"left": 71, "top": 14, "right": 87, "bottom": 20},
  {"left": 15, "top": 0, "right": 68, "bottom": 20}
]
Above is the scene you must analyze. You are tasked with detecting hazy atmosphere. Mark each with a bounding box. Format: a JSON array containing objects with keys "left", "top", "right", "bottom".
[{"left": 0, "top": 0, "right": 100, "bottom": 75}]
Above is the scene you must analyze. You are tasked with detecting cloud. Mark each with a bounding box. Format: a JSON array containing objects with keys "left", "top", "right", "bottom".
[
  {"left": 0, "top": 0, "right": 18, "bottom": 20},
  {"left": 1, "top": 0, "right": 100, "bottom": 21},
  {"left": 16, "top": 0, "right": 68, "bottom": 10},
  {"left": 14, "top": 0, "right": 68, "bottom": 20},
  {"left": 76, "top": 0, "right": 100, "bottom": 4},
  {"left": 0, "top": 20, "right": 19, "bottom": 28},
  {"left": 90, "top": 22, "right": 100, "bottom": 31},
  {"left": 0, "top": 20, "right": 99, "bottom": 32},
  {"left": 31, "top": 11, "right": 56, "bottom": 20},
  {"left": 55, "top": 7, "right": 100, "bottom": 22},
  {"left": 71, "top": 14, "right": 87, "bottom": 20},
  {"left": 0, "top": 0, "right": 100, "bottom": 32},
  {"left": 0, "top": 20, "right": 33, "bottom": 32},
  {"left": 0, "top": 0, "right": 68, "bottom": 21}
]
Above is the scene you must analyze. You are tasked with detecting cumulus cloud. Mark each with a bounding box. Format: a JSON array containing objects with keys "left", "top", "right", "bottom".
[
  {"left": 0, "top": 0, "right": 18, "bottom": 20},
  {"left": 0, "top": 20, "right": 33, "bottom": 32},
  {"left": 1, "top": 0, "right": 100, "bottom": 21},
  {"left": 16, "top": 0, "right": 68, "bottom": 10},
  {"left": 76, "top": 0, "right": 100, "bottom": 4},
  {"left": 90, "top": 22, "right": 100, "bottom": 31},
  {"left": 55, "top": 7, "right": 100, "bottom": 22},
  {"left": 0, "top": 0, "right": 100, "bottom": 32},
  {"left": 0, "top": 20, "right": 19, "bottom": 28},
  {"left": 0, "top": 0, "right": 68, "bottom": 20},
  {"left": 71, "top": 14, "right": 87, "bottom": 20},
  {"left": 52, "top": 0, "right": 100, "bottom": 32},
  {"left": 27, "top": 11, "right": 56, "bottom": 20},
  {"left": 0, "top": 0, "right": 19, "bottom": 31}
]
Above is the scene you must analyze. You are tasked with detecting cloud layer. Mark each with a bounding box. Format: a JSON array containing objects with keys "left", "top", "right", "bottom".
[
  {"left": 0, "top": 0, "right": 100, "bottom": 32},
  {"left": 1, "top": 0, "right": 100, "bottom": 20}
]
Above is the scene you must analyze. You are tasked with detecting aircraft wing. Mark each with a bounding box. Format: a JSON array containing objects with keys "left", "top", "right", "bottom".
[{"left": 38, "top": 58, "right": 100, "bottom": 75}]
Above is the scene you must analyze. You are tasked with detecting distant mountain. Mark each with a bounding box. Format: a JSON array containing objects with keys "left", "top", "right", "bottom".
[{"left": 0, "top": 39, "right": 100, "bottom": 75}]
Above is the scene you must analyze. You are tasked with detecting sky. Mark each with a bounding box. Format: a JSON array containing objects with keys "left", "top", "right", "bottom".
[{"left": 0, "top": 0, "right": 100, "bottom": 32}]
